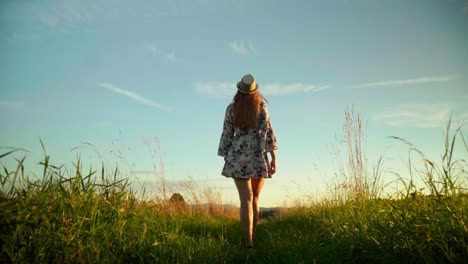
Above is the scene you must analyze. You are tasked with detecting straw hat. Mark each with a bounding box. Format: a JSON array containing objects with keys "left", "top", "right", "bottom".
[{"left": 236, "top": 74, "right": 259, "bottom": 94}]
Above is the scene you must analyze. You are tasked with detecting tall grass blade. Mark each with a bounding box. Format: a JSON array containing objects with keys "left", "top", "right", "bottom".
[{"left": 0, "top": 149, "right": 20, "bottom": 159}]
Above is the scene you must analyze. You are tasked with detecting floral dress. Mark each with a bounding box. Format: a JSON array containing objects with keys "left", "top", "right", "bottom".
[{"left": 217, "top": 102, "right": 278, "bottom": 178}]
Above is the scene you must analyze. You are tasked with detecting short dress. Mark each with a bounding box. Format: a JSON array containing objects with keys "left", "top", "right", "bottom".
[{"left": 217, "top": 102, "right": 278, "bottom": 178}]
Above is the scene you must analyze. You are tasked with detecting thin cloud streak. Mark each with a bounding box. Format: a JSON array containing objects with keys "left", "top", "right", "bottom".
[
  {"left": 195, "top": 82, "right": 328, "bottom": 97},
  {"left": 374, "top": 103, "right": 467, "bottom": 128},
  {"left": 98, "top": 83, "right": 171, "bottom": 112},
  {"left": 357, "top": 75, "right": 459, "bottom": 88},
  {"left": 228, "top": 40, "right": 256, "bottom": 56}
]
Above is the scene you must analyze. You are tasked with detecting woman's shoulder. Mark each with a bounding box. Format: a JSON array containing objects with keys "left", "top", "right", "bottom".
[{"left": 225, "top": 103, "right": 234, "bottom": 117}]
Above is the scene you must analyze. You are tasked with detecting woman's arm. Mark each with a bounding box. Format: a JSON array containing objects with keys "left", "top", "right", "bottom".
[{"left": 217, "top": 105, "right": 234, "bottom": 157}]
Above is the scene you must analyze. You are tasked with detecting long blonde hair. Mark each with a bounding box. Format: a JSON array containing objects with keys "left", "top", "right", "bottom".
[{"left": 233, "top": 91, "right": 267, "bottom": 130}]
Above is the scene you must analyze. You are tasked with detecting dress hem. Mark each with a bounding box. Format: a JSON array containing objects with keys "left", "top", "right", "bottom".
[{"left": 222, "top": 174, "right": 272, "bottom": 179}]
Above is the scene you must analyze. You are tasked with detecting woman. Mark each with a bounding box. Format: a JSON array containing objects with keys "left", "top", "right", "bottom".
[{"left": 217, "top": 73, "right": 278, "bottom": 248}]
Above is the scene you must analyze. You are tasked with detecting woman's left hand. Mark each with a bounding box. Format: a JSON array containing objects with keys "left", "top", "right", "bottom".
[{"left": 268, "top": 160, "right": 276, "bottom": 175}]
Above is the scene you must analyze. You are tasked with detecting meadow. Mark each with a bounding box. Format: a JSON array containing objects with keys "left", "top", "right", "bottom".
[{"left": 1, "top": 113, "right": 467, "bottom": 263}]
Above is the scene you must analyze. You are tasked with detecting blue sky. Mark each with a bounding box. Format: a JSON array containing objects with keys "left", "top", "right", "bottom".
[{"left": 1, "top": 0, "right": 468, "bottom": 206}]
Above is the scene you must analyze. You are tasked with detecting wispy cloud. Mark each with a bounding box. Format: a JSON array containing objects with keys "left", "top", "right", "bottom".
[
  {"left": 228, "top": 40, "right": 256, "bottom": 56},
  {"left": 356, "top": 75, "right": 459, "bottom": 88},
  {"left": 374, "top": 103, "right": 467, "bottom": 128},
  {"left": 195, "top": 82, "right": 328, "bottom": 97},
  {"left": 145, "top": 43, "right": 177, "bottom": 62},
  {"left": 98, "top": 83, "right": 171, "bottom": 112}
]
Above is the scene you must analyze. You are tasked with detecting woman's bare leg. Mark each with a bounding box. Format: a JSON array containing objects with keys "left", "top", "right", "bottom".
[
  {"left": 234, "top": 178, "right": 254, "bottom": 247},
  {"left": 251, "top": 178, "right": 265, "bottom": 241}
]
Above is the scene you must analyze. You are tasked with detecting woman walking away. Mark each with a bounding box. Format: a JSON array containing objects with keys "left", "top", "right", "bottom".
[{"left": 217, "top": 73, "right": 278, "bottom": 248}]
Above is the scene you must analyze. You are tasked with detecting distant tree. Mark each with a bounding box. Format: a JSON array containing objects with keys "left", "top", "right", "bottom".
[{"left": 169, "top": 193, "right": 186, "bottom": 206}]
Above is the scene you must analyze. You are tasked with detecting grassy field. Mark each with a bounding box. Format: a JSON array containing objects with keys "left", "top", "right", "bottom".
[
  {"left": 1, "top": 117, "right": 467, "bottom": 263},
  {"left": 1, "top": 165, "right": 466, "bottom": 263}
]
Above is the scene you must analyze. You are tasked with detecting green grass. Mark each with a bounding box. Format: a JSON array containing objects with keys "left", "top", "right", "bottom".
[
  {"left": 257, "top": 196, "right": 467, "bottom": 263},
  {"left": 1, "top": 117, "right": 467, "bottom": 263},
  {"left": 0, "top": 157, "right": 245, "bottom": 263},
  {"left": 0, "top": 158, "right": 467, "bottom": 263},
  {"left": 2, "top": 168, "right": 466, "bottom": 263}
]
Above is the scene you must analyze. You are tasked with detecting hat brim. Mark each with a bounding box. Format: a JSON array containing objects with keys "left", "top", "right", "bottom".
[{"left": 237, "top": 82, "right": 259, "bottom": 94}]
